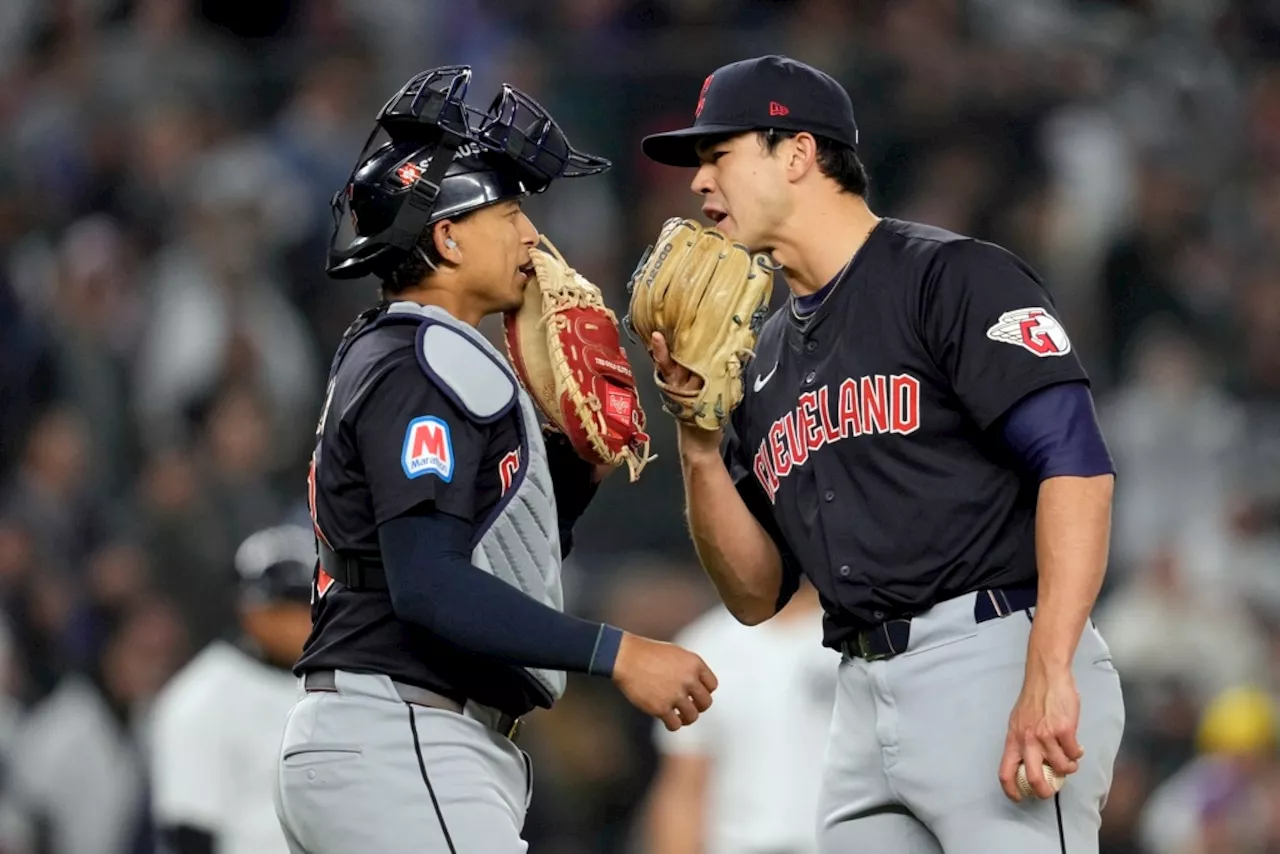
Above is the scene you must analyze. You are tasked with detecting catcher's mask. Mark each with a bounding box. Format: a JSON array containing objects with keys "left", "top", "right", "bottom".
[{"left": 328, "top": 65, "right": 611, "bottom": 281}]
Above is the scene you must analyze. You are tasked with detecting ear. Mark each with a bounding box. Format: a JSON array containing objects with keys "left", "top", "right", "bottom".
[
  {"left": 786, "top": 132, "right": 820, "bottom": 182},
  {"left": 432, "top": 221, "right": 462, "bottom": 264}
]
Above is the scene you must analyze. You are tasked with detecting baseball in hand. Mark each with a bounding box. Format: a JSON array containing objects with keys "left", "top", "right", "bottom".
[{"left": 1016, "top": 762, "right": 1064, "bottom": 798}]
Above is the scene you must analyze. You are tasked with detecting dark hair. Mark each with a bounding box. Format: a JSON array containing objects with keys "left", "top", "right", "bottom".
[
  {"left": 758, "top": 128, "right": 868, "bottom": 196},
  {"left": 380, "top": 204, "right": 479, "bottom": 298},
  {"left": 380, "top": 229, "right": 443, "bottom": 298}
]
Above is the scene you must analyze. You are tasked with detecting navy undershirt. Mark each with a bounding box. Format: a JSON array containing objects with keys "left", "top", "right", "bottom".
[
  {"left": 377, "top": 511, "right": 623, "bottom": 677},
  {"left": 792, "top": 275, "right": 837, "bottom": 316},
  {"left": 999, "top": 381, "right": 1114, "bottom": 481}
]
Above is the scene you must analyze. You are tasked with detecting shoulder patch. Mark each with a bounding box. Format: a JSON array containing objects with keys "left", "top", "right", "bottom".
[
  {"left": 416, "top": 322, "right": 517, "bottom": 422},
  {"left": 986, "top": 307, "right": 1072, "bottom": 357},
  {"left": 402, "top": 416, "right": 454, "bottom": 480}
]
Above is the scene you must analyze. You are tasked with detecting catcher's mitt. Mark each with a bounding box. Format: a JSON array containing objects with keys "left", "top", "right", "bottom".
[
  {"left": 625, "top": 218, "right": 775, "bottom": 431},
  {"left": 504, "top": 235, "right": 654, "bottom": 482}
]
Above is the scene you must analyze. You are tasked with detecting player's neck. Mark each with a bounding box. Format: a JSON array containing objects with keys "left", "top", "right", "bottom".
[
  {"left": 770, "top": 195, "right": 879, "bottom": 297},
  {"left": 389, "top": 280, "right": 486, "bottom": 327}
]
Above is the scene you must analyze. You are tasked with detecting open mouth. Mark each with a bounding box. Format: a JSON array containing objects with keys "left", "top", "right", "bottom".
[
  {"left": 517, "top": 261, "right": 535, "bottom": 281},
  {"left": 703, "top": 206, "right": 728, "bottom": 226}
]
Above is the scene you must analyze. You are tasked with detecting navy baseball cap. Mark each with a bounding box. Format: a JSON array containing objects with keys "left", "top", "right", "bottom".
[
  {"left": 642, "top": 55, "right": 859, "bottom": 168},
  {"left": 234, "top": 524, "right": 316, "bottom": 606}
]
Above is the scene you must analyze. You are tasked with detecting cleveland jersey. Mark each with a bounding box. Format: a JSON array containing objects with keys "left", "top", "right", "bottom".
[
  {"left": 295, "top": 307, "right": 544, "bottom": 715},
  {"left": 726, "top": 218, "right": 1089, "bottom": 646}
]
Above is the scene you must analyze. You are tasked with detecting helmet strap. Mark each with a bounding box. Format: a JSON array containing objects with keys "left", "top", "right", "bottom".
[{"left": 385, "top": 132, "right": 463, "bottom": 253}]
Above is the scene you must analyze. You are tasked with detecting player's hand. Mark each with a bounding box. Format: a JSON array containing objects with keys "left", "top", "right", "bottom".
[
  {"left": 649, "top": 331, "right": 702, "bottom": 395},
  {"left": 650, "top": 332, "right": 722, "bottom": 458},
  {"left": 612, "top": 632, "right": 718, "bottom": 731},
  {"left": 999, "top": 665, "right": 1083, "bottom": 802}
]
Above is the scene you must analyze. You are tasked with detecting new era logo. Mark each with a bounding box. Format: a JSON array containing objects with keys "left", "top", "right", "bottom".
[{"left": 769, "top": 101, "right": 790, "bottom": 116}]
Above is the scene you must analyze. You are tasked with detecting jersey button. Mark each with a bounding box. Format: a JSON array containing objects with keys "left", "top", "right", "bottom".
[
  {"left": 839, "top": 564, "right": 851, "bottom": 577},
  {"left": 805, "top": 339, "right": 818, "bottom": 353},
  {"left": 873, "top": 611, "right": 886, "bottom": 620},
  {"left": 824, "top": 490, "right": 835, "bottom": 502},
  {"left": 804, "top": 370, "right": 817, "bottom": 385}
]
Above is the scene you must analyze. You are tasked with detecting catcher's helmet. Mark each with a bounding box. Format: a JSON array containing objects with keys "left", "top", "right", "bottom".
[
  {"left": 328, "top": 65, "right": 611, "bottom": 281},
  {"left": 234, "top": 524, "right": 316, "bottom": 606}
]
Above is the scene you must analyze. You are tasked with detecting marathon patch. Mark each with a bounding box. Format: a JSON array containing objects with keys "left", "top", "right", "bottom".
[
  {"left": 402, "top": 416, "right": 454, "bottom": 481},
  {"left": 985, "top": 307, "right": 1072, "bottom": 357}
]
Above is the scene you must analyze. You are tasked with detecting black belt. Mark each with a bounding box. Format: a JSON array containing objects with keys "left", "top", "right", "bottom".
[
  {"left": 841, "top": 583, "right": 1037, "bottom": 663},
  {"left": 303, "top": 670, "right": 521, "bottom": 742},
  {"left": 318, "top": 541, "right": 388, "bottom": 591}
]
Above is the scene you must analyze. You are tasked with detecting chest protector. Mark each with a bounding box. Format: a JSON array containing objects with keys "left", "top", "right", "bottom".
[{"left": 327, "top": 301, "right": 567, "bottom": 702}]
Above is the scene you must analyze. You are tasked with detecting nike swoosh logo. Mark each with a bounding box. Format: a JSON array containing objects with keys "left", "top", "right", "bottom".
[{"left": 753, "top": 363, "right": 779, "bottom": 392}]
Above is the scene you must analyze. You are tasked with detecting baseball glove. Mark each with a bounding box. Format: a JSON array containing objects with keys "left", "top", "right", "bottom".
[
  {"left": 625, "top": 217, "right": 775, "bottom": 431},
  {"left": 504, "top": 235, "right": 654, "bottom": 482}
]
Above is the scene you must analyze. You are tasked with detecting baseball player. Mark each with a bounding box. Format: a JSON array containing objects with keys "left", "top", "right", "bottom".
[
  {"left": 273, "top": 66, "right": 716, "bottom": 854},
  {"left": 644, "top": 580, "right": 834, "bottom": 854},
  {"left": 149, "top": 523, "right": 316, "bottom": 854},
  {"left": 637, "top": 55, "right": 1126, "bottom": 853}
]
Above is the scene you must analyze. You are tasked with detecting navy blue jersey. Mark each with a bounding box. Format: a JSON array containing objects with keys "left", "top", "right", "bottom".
[
  {"left": 725, "top": 218, "right": 1088, "bottom": 648},
  {"left": 295, "top": 309, "right": 544, "bottom": 715}
]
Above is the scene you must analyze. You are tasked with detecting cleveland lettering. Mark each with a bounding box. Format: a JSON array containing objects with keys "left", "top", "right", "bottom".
[{"left": 753, "top": 374, "right": 920, "bottom": 503}]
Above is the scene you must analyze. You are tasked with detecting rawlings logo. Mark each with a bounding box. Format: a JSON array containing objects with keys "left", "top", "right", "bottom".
[{"left": 606, "top": 388, "right": 632, "bottom": 421}]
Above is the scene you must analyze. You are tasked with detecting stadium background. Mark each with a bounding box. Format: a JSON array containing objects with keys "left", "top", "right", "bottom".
[{"left": 1, "top": 0, "right": 1280, "bottom": 851}]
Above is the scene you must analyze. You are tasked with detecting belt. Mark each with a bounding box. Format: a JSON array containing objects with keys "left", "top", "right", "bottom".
[
  {"left": 317, "top": 541, "right": 388, "bottom": 591},
  {"left": 302, "top": 670, "right": 521, "bottom": 741},
  {"left": 841, "top": 583, "right": 1037, "bottom": 663}
]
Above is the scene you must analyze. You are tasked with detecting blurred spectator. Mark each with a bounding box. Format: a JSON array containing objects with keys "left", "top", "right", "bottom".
[
  {"left": 0, "top": 266, "right": 53, "bottom": 477},
  {"left": 133, "top": 448, "right": 237, "bottom": 655},
  {"left": 131, "top": 138, "right": 319, "bottom": 461},
  {"left": 641, "top": 582, "right": 834, "bottom": 854},
  {"left": 1, "top": 405, "right": 101, "bottom": 571},
  {"left": 93, "top": 0, "right": 251, "bottom": 123},
  {"left": 1094, "top": 544, "right": 1268, "bottom": 706},
  {"left": 1099, "top": 320, "right": 1243, "bottom": 588},
  {"left": 0, "top": 595, "right": 186, "bottom": 854},
  {"left": 1139, "top": 686, "right": 1280, "bottom": 854},
  {"left": 47, "top": 215, "right": 144, "bottom": 496},
  {"left": 148, "top": 523, "right": 314, "bottom": 854}
]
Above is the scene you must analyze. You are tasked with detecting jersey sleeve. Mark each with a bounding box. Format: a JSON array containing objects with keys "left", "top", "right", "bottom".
[
  {"left": 353, "top": 359, "right": 488, "bottom": 524},
  {"left": 921, "top": 240, "right": 1090, "bottom": 430},
  {"left": 148, "top": 682, "right": 228, "bottom": 831}
]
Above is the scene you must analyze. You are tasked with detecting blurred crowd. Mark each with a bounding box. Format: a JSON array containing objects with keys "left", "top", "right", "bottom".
[{"left": 1, "top": 0, "right": 1279, "bottom": 852}]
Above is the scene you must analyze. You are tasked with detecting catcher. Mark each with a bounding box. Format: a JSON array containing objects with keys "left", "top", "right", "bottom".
[{"left": 275, "top": 65, "right": 716, "bottom": 854}]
